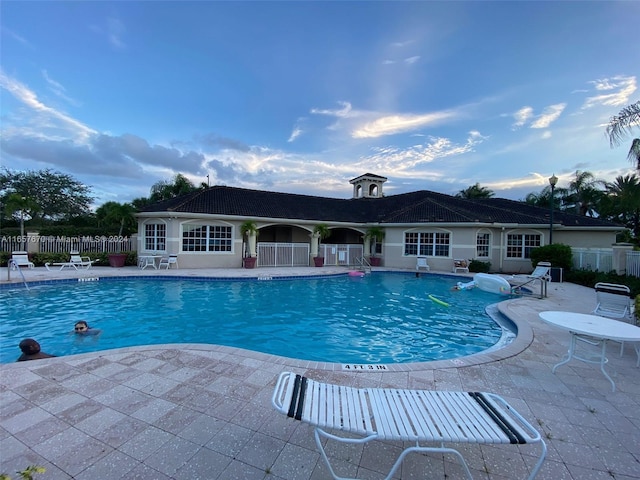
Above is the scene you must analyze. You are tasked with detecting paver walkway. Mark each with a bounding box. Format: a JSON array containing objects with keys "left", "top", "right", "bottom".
[{"left": 1, "top": 267, "right": 639, "bottom": 479}]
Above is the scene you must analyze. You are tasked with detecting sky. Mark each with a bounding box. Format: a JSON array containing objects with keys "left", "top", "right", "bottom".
[{"left": 1, "top": 1, "right": 639, "bottom": 209}]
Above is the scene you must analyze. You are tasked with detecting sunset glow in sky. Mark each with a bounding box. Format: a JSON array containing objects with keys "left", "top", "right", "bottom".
[{"left": 1, "top": 1, "right": 638, "bottom": 207}]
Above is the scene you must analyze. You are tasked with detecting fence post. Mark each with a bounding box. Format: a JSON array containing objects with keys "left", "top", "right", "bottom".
[
  {"left": 612, "top": 243, "right": 634, "bottom": 275},
  {"left": 26, "top": 231, "right": 40, "bottom": 254}
]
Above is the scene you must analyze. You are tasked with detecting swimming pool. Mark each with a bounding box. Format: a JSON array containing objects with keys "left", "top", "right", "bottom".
[{"left": 0, "top": 272, "right": 513, "bottom": 364}]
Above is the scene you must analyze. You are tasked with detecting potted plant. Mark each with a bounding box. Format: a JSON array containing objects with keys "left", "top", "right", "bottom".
[
  {"left": 97, "top": 202, "right": 136, "bottom": 268},
  {"left": 365, "top": 226, "right": 385, "bottom": 266},
  {"left": 241, "top": 220, "right": 259, "bottom": 268},
  {"left": 312, "top": 224, "right": 330, "bottom": 267}
]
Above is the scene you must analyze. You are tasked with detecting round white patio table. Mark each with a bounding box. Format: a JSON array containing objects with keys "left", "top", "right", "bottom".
[{"left": 539, "top": 311, "right": 640, "bottom": 392}]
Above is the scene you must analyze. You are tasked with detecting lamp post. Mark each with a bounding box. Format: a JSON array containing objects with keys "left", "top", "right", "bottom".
[{"left": 548, "top": 174, "right": 558, "bottom": 245}]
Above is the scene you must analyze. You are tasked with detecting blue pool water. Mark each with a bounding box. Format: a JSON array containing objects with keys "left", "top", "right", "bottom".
[{"left": 0, "top": 273, "right": 512, "bottom": 364}]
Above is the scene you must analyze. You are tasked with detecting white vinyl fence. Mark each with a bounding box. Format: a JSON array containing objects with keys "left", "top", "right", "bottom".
[
  {"left": 257, "top": 242, "right": 310, "bottom": 267},
  {"left": 571, "top": 248, "right": 613, "bottom": 272},
  {"left": 627, "top": 251, "right": 640, "bottom": 278},
  {"left": 319, "top": 244, "right": 364, "bottom": 266},
  {"left": 571, "top": 247, "right": 640, "bottom": 278}
]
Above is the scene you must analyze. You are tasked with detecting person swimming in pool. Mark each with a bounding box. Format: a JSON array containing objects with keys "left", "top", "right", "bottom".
[
  {"left": 17, "top": 338, "right": 56, "bottom": 361},
  {"left": 74, "top": 321, "right": 101, "bottom": 336}
]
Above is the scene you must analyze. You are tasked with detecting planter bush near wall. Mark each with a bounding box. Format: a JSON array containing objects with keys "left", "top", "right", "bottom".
[{"left": 530, "top": 244, "right": 573, "bottom": 271}]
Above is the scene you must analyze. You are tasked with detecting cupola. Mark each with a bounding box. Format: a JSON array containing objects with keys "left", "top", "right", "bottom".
[{"left": 349, "top": 173, "right": 387, "bottom": 199}]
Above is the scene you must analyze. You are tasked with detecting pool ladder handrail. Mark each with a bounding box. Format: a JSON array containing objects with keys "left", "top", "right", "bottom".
[
  {"left": 7, "top": 259, "right": 30, "bottom": 290},
  {"left": 354, "top": 256, "right": 372, "bottom": 274}
]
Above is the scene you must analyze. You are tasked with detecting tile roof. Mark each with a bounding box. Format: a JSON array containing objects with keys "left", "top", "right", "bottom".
[{"left": 138, "top": 185, "right": 621, "bottom": 228}]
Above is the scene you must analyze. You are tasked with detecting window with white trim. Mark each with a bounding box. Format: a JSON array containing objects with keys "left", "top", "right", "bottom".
[
  {"left": 476, "top": 232, "right": 490, "bottom": 258},
  {"left": 144, "top": 223, "right": 166, "bottom": 251},
  {"left": 404, "top": 232, "right": 450, "bottom": 256},
  {"left": 182, "top": 224, "right": 232, "bottom": 252},
  {"left": 506, "top": 233, "right": 541, "bottom": 259}
]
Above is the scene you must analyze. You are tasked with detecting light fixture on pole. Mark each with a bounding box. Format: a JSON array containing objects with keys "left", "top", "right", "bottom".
[{"left": 548, "top": 174, "right": 558, "bottom": 244}]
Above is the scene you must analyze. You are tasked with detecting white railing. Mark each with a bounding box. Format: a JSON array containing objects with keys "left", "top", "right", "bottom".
[
  {"left": 571, "top": 248, "right": 613, "bottom": 272},
  {"left": 627, "top": 251, "right": 640, "bottom": 278},
  {"left": 319, "top": 244, "right": 364, "bottom": 266},
  {"left": 1, "top": 235, "right": 135, "bottom": 255},
  {"left": 257, "top": 242, "right": 310, "bottom": 267}
]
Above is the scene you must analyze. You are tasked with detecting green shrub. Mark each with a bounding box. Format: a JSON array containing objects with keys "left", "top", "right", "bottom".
[
  {"left": 530, "top": 244, "right": 573, "bottom": 271},
  {"left": 469, "top": 259, "right": 491, "bottom": 273},
  {"left": 564, "top": 269, "right": 640, "bottom": 298}
]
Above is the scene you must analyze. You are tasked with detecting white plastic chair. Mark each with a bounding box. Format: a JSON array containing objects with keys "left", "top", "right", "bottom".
[
  {"left": 159, "top": 254, "right": 178, "bottom": 269},
  {"left": 416, "top": 256, "right": 430, "bottom": 272},
  {"left": 593, "top": 283, "right": 632, "bottom": 320},
  {"left": 453, "top": 259, "right": 469, "bottom": 273}
]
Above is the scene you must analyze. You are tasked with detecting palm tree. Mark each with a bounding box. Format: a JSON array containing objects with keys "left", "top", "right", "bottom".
[
  {"left": 563, "top": 170, "right": 604, "bottom": 216},
  {"left": 240, "top": 220, "right": 259, "bottom": 258},
  {"left": 365, "top": 226, "right": 385, "bottom": 258},
  {"left": 601, "top": 174, "right": 640, "bottom": 239},
  {"left": 522, "top": 186, "right": 566, "bottom": 210},
  {"left": 606, "top": 100, "right": 640, "bottom": 170},
  {"left": 312, "top": 224, "right": 331, "bottom": 265},
  {"left": 4, "top": 193, "right": 39, "bottom": 250},
  {"left": 96, "top": 201, "right": 136, "bottom": 236},
  {"left": 456, "top": 183, "right": 494, "bottom": 199}
]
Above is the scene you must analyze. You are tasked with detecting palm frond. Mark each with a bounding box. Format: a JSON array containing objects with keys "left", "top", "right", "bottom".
[
  {"left": 627, "top": 138, "right": 640, "bottom": 170},
  {"left": 606, "top": 101, "right": 640, "bottom": 147}
]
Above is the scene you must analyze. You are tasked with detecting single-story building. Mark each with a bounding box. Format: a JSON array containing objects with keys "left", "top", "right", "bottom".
[{"left": 135, "top": 173, "right": 623, "bottom": 273}]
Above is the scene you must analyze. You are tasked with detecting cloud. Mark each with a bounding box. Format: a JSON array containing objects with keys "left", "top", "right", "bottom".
[
  {"left": 195, "top": 133, "right": 251, "bottom": 152},
  {"left": 310, "top": 101, "right": 354, "bottom": 118},
  {"left": 390, "top": 40, "right": 415, "bottom": 48},
  {"left": 0, "top": 69, "right": 95, "bottom": 140},
  {"left": 288, "top": 126, "right": 302, "bottom": 142},
  {"left": 352, "top": 111, "right": 456, "bottom": 139},
  {"left": 530, "top": 103, "right": 566, "bottom": 129},
  {"left": 90, "top": 17, "right": 126, "bottom": 49},
  {"left": 42, "top": 70, "right": 81, "bottom": 107},
  {"left": 356, "top": 131, "right": 485, "bottom": 174},
  {"left": 404, "top": 56, "right": 420, "bottom": 65},
  {"left": 1, "top": 27, "right": 33, "bottom": 48},
  {"left": 512, "top": 107, "right": 533, "bottom": 129},
  {"left": 583, "top": 75, "right": 637, "bottom": 109}
]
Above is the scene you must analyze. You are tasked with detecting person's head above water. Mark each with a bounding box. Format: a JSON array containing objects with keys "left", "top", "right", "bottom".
[
  {"left": 17, "top": 338, "right": 55, "bottom": 361},
  {"left": 74, "top": 321, "right": 89, "bottom": 333},
  {"left": 19, "top": 338, "right": 41, "bottom": 355}
]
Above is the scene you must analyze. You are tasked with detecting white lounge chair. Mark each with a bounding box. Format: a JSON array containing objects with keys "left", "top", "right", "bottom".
[
  {"left": 69, "top": 251, "right": 95, "bottom": 269},
  {"left": 45, "top": 251, "right": 95, "bottom": 271},
  {"left": 159, "top": 254, "right": 178, "bottom": 269},
  {"left": 453, "top": 258, "right": 469, "bottom": 273},
  {"left": 10, "top": 251, "right": 34, "bottom": 270},
  {"left": 416, "top": 256, "right": 430, "bottom": 272},
  {"left": 510, "top": 261, "right": 551, "bottom": 298},
  {"left": 272, "top": 371, "right": 546, "bottom": 480}
]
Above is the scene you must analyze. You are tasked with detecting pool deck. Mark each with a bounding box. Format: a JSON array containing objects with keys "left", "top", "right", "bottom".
[{"left": 1, "top": 266, "right": 639, "bottom": 479}]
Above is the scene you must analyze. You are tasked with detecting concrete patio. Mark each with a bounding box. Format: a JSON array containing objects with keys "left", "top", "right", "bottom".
[{"left": 1, "top": 266, "right": 639, "bottom": 479}]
